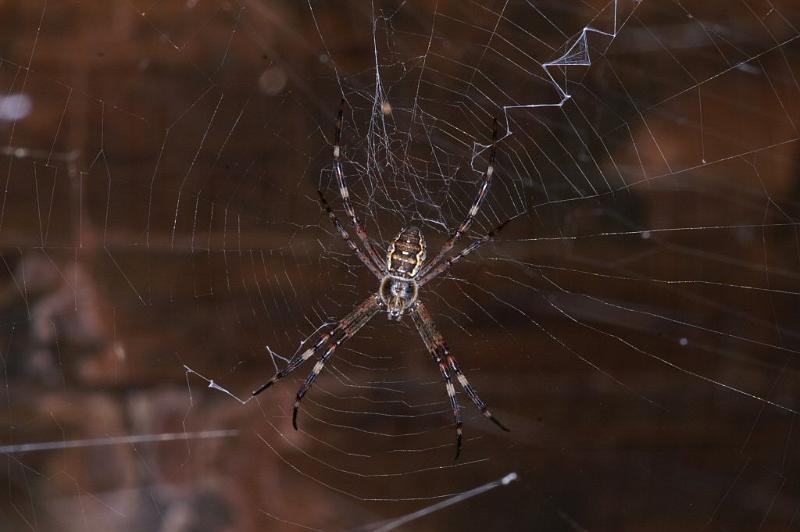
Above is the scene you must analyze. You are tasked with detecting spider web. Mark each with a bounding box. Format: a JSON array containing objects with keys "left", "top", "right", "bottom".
[{"left": 1, "top": 0, "right": 800, "bottom": 530}]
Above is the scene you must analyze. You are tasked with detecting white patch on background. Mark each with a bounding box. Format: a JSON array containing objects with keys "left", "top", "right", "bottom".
[{"left": 0, "top": 94, "right": 33, "bottom": 122}]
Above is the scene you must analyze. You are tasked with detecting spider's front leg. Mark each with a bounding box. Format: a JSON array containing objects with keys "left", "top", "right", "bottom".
[
  {"left": 331, "top": 99, "right": 386, "bottom": 270},
  {"left": 418, "top": 118, "right": 498, "bottom": 280},
  {"left": 317, "top": 190, "right": 384, "bottom": 279},
  {"left": 417, "top": 215, "right": 512, "bottom": 286},
  {"left": 252, "top": 295, "right": 383, "bottom": 429},
  {"left": 410, "top": 300, "right": 509, "bottom": 459}
]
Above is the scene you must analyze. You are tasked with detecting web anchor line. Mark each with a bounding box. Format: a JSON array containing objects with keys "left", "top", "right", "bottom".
[{"left": 357, "top": 472, "right": 519, "bottom": 532}]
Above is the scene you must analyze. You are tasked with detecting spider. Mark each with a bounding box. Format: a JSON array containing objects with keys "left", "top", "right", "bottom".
[{"left": 253, "top": 101, "right": 510, "bottom": 458}]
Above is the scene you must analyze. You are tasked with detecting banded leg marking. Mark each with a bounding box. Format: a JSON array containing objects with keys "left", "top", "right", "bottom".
[
  {"left": 290, "top": 295, "right": 381, "bottom": 428},
  {"left": 437, "top": 356, "right": 464, "bottom": 459},
  {"left": 411, "top": 301, "right": 507, "bottom": 459},
  {"left": 418, "top": 216, "right": 512, "bottom": 286},
  {"left": 333, "top": 99, "right": 386, "bottom": 270},
  {"left": 447, "top": 355, "right": 509, "bottom": 432},
  {"left": 317, "top": 190, "right": 384, "bottom": 279},
  {"left": 251, "top": 296, "right": 382, "bottom": 423},
  {"left": 292, "top": 341, "right": 341, "bottom": 429},
  {"left": 252, "top": 341, "right": 323, "bottom": 396},
  {"left": 419, "top": 118, "right": 498, "bottom": 278}
]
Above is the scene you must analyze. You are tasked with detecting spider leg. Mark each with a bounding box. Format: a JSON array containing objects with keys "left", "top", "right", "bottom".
[
  {"left": 333, "top": 99, "right": 387, "bottom": 270},
  {"left": 416, "top": 319, "right": 464, "bottom": 458},
  {"left": 418, "top": 118, "right": 498, "bottom": 279},
  {"left": 446, "top": 353, "right": 510, "bottom": 432},
  {"left": 318, "top": 190, "right": 384, "bottom": 279},
  {"left": 417, "top": 215, "right": 513, "bottom": 286},
  {"left": 410, "top": 300, "right": 508, "bottom": 459},
  {"left": 252, "top": 295, "right": 383, "bottom": 428}
]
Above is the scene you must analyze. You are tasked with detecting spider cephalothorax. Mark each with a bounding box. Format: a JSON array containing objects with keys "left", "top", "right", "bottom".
[
  {"left": 252, "top": 101, "right": 508, "bottom": 459},
  {"left": 380, "top": 226, "right": 425, "bottom": 320}
]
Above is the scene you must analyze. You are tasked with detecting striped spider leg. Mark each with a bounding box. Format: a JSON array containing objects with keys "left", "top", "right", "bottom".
[
  {"left": 333, "top": 99, "right": 386, "bottom": 269},
  {"left": 410, "top": 300, "right": 509, "bottom": 459},
  {"left": 317, "top": 189, "right": 384, "bottom": 279},
  {"left": 252, "top": 295, "right": 383, "bottom": 429},
  {"left": 417, "top": 216, "right": 513, "bottom": 286},
  {"left": 417, "top": 118, "right": 499, "bottom": 280}
]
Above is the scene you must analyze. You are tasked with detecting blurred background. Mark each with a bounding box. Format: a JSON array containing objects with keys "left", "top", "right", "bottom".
[{"left": 1, "top": 0, "right": 800, "bottom": 530}]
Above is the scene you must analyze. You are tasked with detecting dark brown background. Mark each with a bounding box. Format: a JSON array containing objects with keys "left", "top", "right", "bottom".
[{"left": 1, "top": 1, "right": 800, "bottom": 531}]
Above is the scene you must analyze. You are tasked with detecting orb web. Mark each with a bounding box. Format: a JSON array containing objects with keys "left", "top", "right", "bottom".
[{"left": 1, "top": 1, "right": 800, "bottom": 530}]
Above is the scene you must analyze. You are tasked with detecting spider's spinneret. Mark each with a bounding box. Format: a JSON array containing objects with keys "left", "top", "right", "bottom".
[{"left": 380, "top": 226, "right": 426, "bottom": 320}]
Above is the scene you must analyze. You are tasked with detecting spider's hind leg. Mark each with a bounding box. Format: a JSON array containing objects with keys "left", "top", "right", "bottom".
[
  {"left": 410, "top": 301, "right": 508, "bottom": 459},
  {"left": 446, "top": 355, "right": 510, "bottom": 432},
  {"left": 251, "top": 295, "right": 382, "bottom": 430},
  {"left": 252, "top": 343, "right": 318, "bottom": 396},
  {"left": 435, "top": 355, "right": 464, "bottom": 459}
]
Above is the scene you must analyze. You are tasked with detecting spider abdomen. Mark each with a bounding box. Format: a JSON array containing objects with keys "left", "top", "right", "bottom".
[{"left": 386, "top": 226, "right": 426, "bottom": 278}]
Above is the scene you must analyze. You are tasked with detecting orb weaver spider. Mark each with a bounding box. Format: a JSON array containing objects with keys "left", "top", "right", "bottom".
[{"left": 253, "top": 101, "right": 510, "bottom": 458}]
